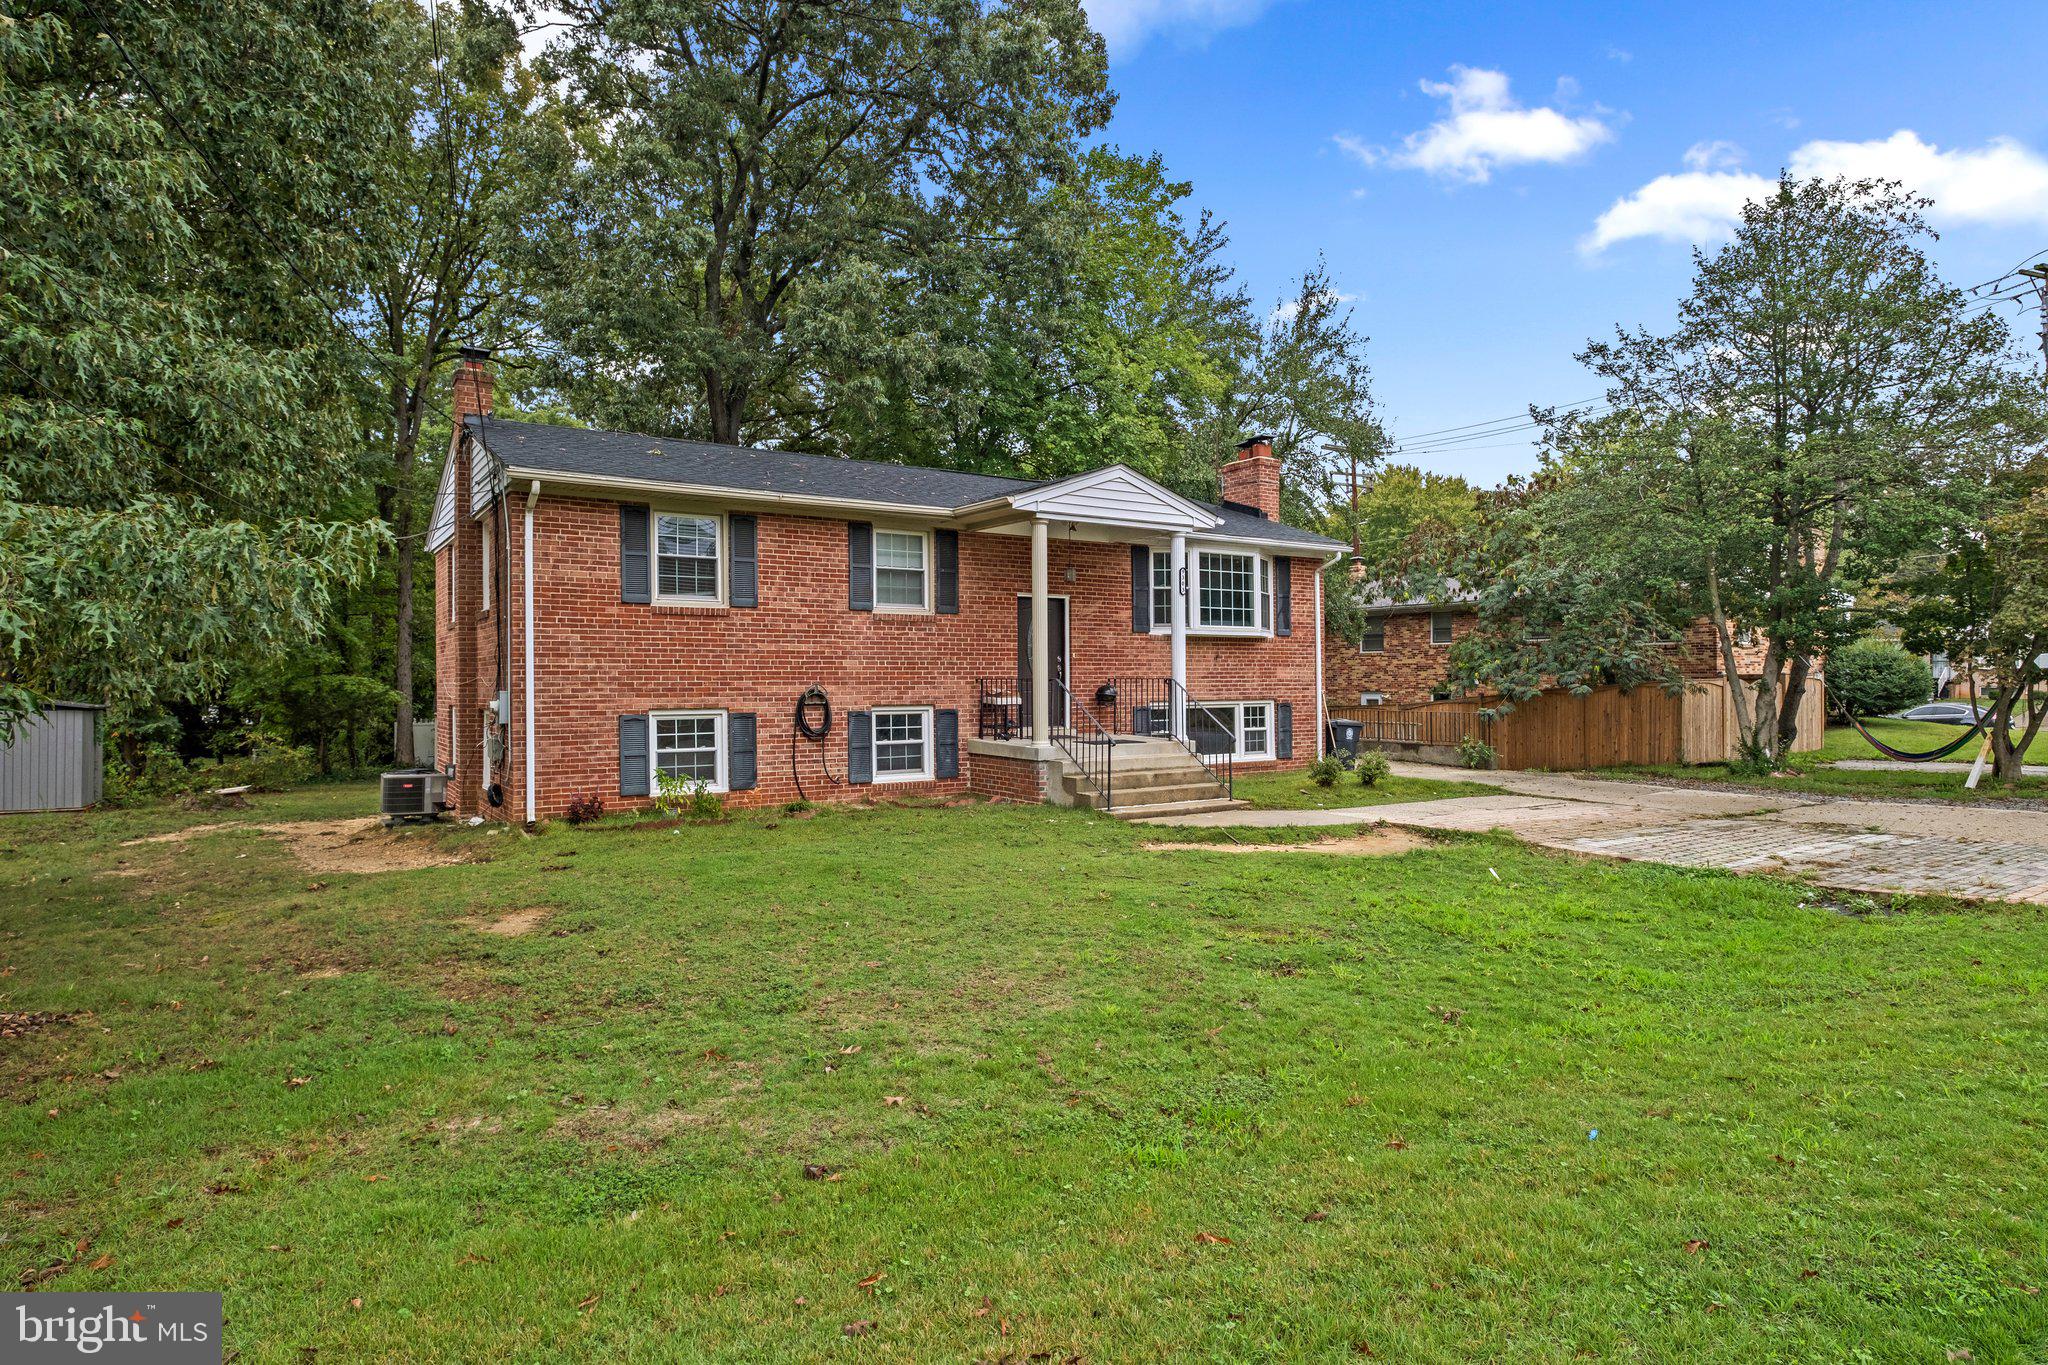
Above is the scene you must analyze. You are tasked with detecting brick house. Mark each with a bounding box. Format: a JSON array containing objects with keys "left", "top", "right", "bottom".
[
  {"left": 1325, "top": 588, "right": 1776, "bottom": 706},
  {"left": 426, "top": 349, "right": 1346, "bottom": 823}
]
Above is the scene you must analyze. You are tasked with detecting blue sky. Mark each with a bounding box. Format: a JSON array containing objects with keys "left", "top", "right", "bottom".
[{"left": 1092, "top": 0, "right": 2048, "bottom": 484}]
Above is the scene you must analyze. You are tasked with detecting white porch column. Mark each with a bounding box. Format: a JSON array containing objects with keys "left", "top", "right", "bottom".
[
  {"left": 1030, "top": 517, "right": 1051, "bottom": 743},
  {"left": 1168, "top": 530, "right": 1189, "bottom": 740}
]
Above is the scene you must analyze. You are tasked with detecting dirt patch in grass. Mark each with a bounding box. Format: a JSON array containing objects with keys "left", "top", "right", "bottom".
[
  {"left": 467, "top": 907, "right": 551, "bottom": 937},
  {"left": 122, "top": 817, "right": 467, "bottom": 874},
  {"left": 550, "top": 1103, "right": 726, "bottom": 1152},
  {"left": 1142, "top": 828, "right": 1427, "bottom": 857}
]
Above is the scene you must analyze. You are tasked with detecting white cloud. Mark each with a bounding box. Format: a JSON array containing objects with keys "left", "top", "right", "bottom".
[
  {"left": 1341, "top": 66, "right": 1614, "bottom": 184},
  {"left": 1270, "top": 288, "right": 1358, "bottom": 324},
  {"left": 1082, "top": 0, "right": 1276, "bottom": 54},
  {"left": 1790, "top": 130, "right": 2048, "bottom": 227},
  {"left": 1587, "top": 130, "right": 2048, "bottom": 252}
]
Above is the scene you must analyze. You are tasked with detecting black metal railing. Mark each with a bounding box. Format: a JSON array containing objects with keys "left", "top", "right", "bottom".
[
  {"left": 1166, "top": 677, "right": 1235, "bottom": 801},
  {"left": 1101, "top": 675, "right": 1234, "bottom": 801},
  {"left": 976, "top": 676, "right": 1028, "bottom": 740},
  {"left": 1049, "top": 701, "right": 1119, "bottom": 811}
]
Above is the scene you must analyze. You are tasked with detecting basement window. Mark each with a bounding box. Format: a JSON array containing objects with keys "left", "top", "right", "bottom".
[
  {"left": 1191, "top": 700, "right": 1272, "bottom": 760},
  {"left": 873, "top": 706, "right": 933, "bottom": 781},
  {"left": 653, "top": 710, "right": 726, "bottom": 792}
]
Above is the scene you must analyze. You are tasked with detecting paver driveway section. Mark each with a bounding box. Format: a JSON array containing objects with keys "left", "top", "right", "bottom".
[{"left": 1144, "top": 764, "right": 2048, "bottom": 903}]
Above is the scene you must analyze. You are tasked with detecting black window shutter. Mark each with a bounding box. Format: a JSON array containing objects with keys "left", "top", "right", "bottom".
[
  {"left": 1275, "top": 556, "right": 1292, "bottom": 636},
  {"left": 1275, "top": 702, "right": 1294, "bottom": 759},
  {"left": 847, "top": 710, "right": 873, "bottom": 783},
  {"left": 620, "top": 504, "right": 651, "bottom": 604},
  {"left": 1130, "top": 544, "right": 1151, "bottom": 633},
  {"left": 619, "top": 713, "right": 650, "bottom": 796},
  {"left": 934, "top": 709, "right": 959, "bottom": 778},
  {"left": 935, "top": 529, "right": 959, "bottom": 615},
  {"left": 729, "top": 514, "right": 758, "bottom": 608},
  {"left": 847, "top": 523, "right": 873, "bottom": 611},
  {"left": 728, "top": 712, "right": 757, "bottom": 790}
]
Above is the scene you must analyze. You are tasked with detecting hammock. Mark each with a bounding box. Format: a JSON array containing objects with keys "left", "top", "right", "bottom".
[{"left": 1840, "top": 709, "right": 1990, "bottom": 763}]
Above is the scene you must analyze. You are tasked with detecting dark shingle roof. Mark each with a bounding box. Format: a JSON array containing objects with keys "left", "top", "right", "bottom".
[{"left": 469, "top": 416, "right": 1343, "bottom": 550}]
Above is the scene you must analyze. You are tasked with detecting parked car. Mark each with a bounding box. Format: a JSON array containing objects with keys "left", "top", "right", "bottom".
[{"left": 1898, "top": 702, "right": 1988, "bottom": 725}]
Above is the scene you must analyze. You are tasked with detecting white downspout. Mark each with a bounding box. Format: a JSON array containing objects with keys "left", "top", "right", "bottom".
[
  {"left": 522, "top": 479, "right": 539, "bottom": 828},
  {"left": 1168, "top": 530, "right": 1189, "bottom": 740},
  {"left": 1313, "top": 565, "right": 1327, "bottom": 760}
]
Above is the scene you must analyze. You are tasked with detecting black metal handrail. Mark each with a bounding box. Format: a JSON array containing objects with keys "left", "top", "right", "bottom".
[
  {"left": 1050, "top": 699, "right": 1119, "bottom": 812},
  {"left": 1103, "top": 675, "right": 1234, "bottom": 801}
]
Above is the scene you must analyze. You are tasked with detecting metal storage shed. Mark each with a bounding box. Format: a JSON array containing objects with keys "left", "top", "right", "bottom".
[{"left": 0, "top": 702, "right": 105, "bottom": 813}]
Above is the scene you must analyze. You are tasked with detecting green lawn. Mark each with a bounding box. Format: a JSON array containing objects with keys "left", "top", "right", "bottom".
[
  {"left": 1604, "top": 723, "right": 2048, "bottom": 803},
  {"left": 1820, "top": 717, "right": 2048, "bottom": 765},
  {"left": 1231, "top": 768, "right": 1497, "bottom": 811},
  {"left": 4, "top": 787, "right": 2046, "bottom": 1362}
]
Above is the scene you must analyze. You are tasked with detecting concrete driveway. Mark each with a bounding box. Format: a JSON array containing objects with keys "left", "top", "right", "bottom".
[{"left": 1142, "top": 764, "right": 2048, "bottom": 904}]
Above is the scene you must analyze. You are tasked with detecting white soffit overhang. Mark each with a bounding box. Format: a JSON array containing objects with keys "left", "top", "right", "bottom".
[{"left": 995, "top": 464, "right": 1219, "bottom": 533}]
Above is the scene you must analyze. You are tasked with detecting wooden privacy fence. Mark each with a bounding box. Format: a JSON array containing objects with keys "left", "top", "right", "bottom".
[{"left": 1329, "top": 679, "right": 1824, "bottom": 770}]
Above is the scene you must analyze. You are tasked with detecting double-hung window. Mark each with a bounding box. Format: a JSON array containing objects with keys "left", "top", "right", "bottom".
[
  {"left": 1359, "top": 621, "right": 1385, "bottom": 653},
  {"left": 874, "top": 529, "right": 929, "bottom": 612},
  {"left": 873, "top": 706, "right": 932, "bottom": 781},
  {"left": 479, "top": 521, "right": 493, "bottom": 613},
  {"left": 653, "top": 710, "right": 726, "bottom": 791},
  {"left": 1429, "top": 612, "right": 1457, "bottom": 646},
  {"left": 1152, "top": 551, "right": 1173, "bottom": 627},
  {"left": 1197, "top": 551, "right": 1260, "bottom": 630},
  {"left": 1191, "top": 701, "right": 1272, "bottom": 759},
  {"left": 656, "top": 512, "right": 721, "bottom": 603}
]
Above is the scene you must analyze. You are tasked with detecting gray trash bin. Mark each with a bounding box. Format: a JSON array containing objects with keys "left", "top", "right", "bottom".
[{"left": 1327, "top": 718, "right": 1363, "bottom": 759}]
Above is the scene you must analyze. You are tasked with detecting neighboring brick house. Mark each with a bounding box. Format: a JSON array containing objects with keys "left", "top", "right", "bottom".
[
  {"left": 426, "top": 349, "right": 1346, "bottom": 823},
  {"left": 1325, "top": 590, "right": 1777, "bottom": 706}
]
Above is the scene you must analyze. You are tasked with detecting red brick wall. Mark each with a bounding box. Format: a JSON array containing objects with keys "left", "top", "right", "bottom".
[
  {"left": 1323, "top": 608, "right": 1779, "bottom": 705},
  {"left": 1219, "top": 445, "right": 1282, "bottom": 520},
  {"left": 1324, "top": 610, "right": 1471, "bottom": 704},
  {"left": 965, "top": 751, "right": 1048, "bottom": 803},
  {"left": 444, "top": 488, "right": 1321, "bottom": 820}
]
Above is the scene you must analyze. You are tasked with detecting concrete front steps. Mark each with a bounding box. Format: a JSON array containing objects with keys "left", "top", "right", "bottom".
[{"left": 1055, "top": 738, "right": 1246, "bottom": 819}]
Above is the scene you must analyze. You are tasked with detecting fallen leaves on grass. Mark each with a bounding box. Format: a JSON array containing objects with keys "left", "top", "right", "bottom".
[
  {"left": 1683, "top": 1239, "right": 1709, "bottom": 1255},
  {"left": 1303, "top": 1210, "right": 1329, "bottom": 1223},
  {"left": 1383, "top": 1137, "right": 1409, "bottom": 1151},
  {"left": 801, "top": 1163, "right": 841, "bottom": 1182},
  {"left": 857, "top": 1271, "right": 885, "bottom": 1293},
  {"left": 285, "top": 1076, "right": 310, "bottom": 1088},
  {"left": 87, "top": 1254, "right": 113, "bottom": 1271},
  {"left": 0, "top": 1011, "right": 74, "bottom": 1039},
  {"left": 882, "top": 1095, "right": 906, "bottom": 1107},
  {"left": 576, "top": 1293, "right": 600, "bottom": 1312},
  {"left": 842, "top": 1320, "right": 874, "bottom": 1337},
  {"left": 1193, "top": 1232, "right": 1232, "bottom": 1246}
]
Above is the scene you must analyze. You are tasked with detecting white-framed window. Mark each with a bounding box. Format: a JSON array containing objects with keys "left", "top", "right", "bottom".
[
  {"left": 1152, "top": 550, "right": 1172, "bottom": 627},
  {"left": 1359, "top": 621, "right": 1385, "bottom": 653},
  {"left": 656, "top": 511, "right": 723, "bottom": 604},
  {"left": 1358, "top": 692, "right": 1385, "bottom": 706},
  {"left": 479, "top": 520, "right": 493, "bottom": 613},
  {"left": 872, "top": 706, "right": 932, "bottom": 781},
  {"left": 1191, "top": 700, "right": 1273, "bottom": 760},
  {"left": 873, "top": 529, "right": 930, "bottom": 612},
  {"left": 1429, "top": 612, "right": 1457, "bottom": 646},
  {"left": 652, "top": 709, "right": 727, "bottom": 792},
  {"left": 1259, "top": 557, "right": 1272, "bottom": 632},
  {"left": 1197, "top": 551, "right": 1263, "bottom": 631}
]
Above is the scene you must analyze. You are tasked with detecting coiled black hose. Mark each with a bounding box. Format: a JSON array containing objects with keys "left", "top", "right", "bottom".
[{"left": 791, "top": 686, "right": 838, "bottom": 800}]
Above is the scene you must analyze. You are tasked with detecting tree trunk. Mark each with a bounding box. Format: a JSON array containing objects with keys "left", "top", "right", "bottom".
[
  {"left": 393, "top": 495, "right": 417, "bottom": 767},
  {"left": 1776, "top": 653, "right": 1812, "bottom": 758}
]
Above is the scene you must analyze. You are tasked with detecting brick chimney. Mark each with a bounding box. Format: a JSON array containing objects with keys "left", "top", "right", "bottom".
[
  {"left": 1219, "top": 435, "right": 1281, "bottom": 520},
  {"left": 453, "top": 344, "right": 494, "bottom": 421}
]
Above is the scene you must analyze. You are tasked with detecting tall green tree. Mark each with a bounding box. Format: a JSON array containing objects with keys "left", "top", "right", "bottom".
[
  {"left": 359, "top": 0, "right": 567, "bottom": 764},
  {"left": 521, "top": 0, "right": 1110, "bottom": 448},
  {"left": 1437, "top": 177, "right": 2043, "bottom": 757},
  {"left": 1334, "top": 464, "right": 1476, "bottom": 575},
  {"left": 0, "top": 0, "right": 391, "bottom": 742}
]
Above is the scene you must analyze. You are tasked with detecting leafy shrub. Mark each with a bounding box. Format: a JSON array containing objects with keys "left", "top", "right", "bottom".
[
  {"left": 1355, "top": 750, "right": 1392, "bottom": 787},
  {"left": 1307, "top": 756, "right": 1343, "bottom": 786},
  {"left": 565, "top": 793, "right": 606, "bottom": 825},
  {"left": 206, "top": 734, "right": 313, "bottom": 792},
  {"left": 1827, "top": 639, "right": 1935, "bottom": 718},
  {"left": 1455, "top": 734, "right": 1497, "bottom": 770},
  {"left": 653, "top": 770, "right": 724, "bottom": 821}
]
